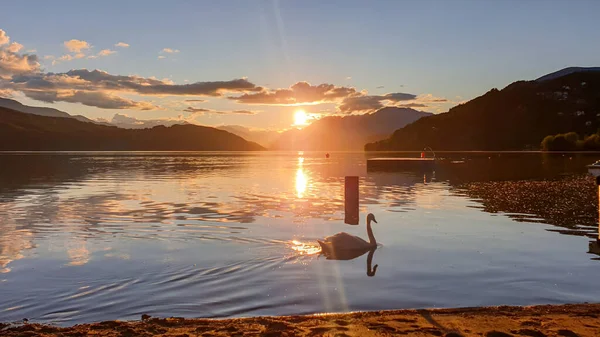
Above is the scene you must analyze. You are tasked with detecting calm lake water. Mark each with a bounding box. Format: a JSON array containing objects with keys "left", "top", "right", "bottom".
[{"left": 1, "top": 151, "right": 600, "bottom": 325}]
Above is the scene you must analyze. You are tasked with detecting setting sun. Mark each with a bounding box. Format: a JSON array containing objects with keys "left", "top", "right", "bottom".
[{"left": 294, "top": 110, "right": 308, "bottom": 126}]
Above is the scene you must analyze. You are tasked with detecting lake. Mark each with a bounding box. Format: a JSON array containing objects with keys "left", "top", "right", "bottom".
[{"left": 1, "top": 151, "right": 600, "bottom": 326}]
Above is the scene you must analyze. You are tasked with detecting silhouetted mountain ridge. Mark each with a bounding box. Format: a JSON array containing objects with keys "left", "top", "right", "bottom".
[
  {"left": 366, "top": 69, "right": 600, "bottom": 151},
  {"left": 0, "top": 107, "right": 264, "bottom": 151},
  {"left": 536, "top": 67, "right": 600, "bottom": 82},
  {"left": 0, "top": 97, "right": 103, "bottom": 124}
]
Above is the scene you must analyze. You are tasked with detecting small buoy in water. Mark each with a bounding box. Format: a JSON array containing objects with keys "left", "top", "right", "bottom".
[{"left": 326, "top": 153, "right": 330, "bottom": 158}]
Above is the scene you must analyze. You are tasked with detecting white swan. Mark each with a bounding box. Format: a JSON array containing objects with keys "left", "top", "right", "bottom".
[{"left": 318, "top": 213, "right": 378, "bottom": 256}]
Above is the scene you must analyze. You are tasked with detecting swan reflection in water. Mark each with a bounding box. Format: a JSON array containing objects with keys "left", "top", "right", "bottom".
[
  {"left": 320, "top": 246, "right": 379, "bottom": 277},
  {"left": 291, "top": 241, "right": 380, "bottom": 277}
]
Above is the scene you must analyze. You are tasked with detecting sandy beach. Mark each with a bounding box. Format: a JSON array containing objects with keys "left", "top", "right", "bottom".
[{"left": 2, "top": 304, "right": 599, "bottom": 336}]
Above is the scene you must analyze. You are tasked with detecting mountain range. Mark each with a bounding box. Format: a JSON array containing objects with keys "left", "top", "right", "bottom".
[
  {"left": 216, "top": 125, "right": 281, "bottom": 148},
  {"left": 270, "top": 107, "right": 432, "bottom": 150},
  {"left": 4, "top": 66, "right": 600, "bottom": 152},
  {"left": 0, "top": 106, "right": 264, "bottom": 151},
  {"left": 367, "top": 67, "right": 600, "bottom": 151},
  {"left": 0, "top": 97, "right": 103, "bottom": 124}
]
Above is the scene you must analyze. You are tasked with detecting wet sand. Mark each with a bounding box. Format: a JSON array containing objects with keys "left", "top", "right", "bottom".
[{"left": 2, "top": 304, "right": 599, "bottom": 336}]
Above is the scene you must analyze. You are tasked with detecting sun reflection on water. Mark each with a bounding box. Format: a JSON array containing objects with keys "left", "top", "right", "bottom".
[
  {"left": 295, "top": 156, "right": 308, "bottom": 198},
  {"left": 290, "top": 240, "right": 321, "bottom": 255}
]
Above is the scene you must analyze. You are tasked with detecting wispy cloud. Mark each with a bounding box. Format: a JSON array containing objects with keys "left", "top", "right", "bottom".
[
  {"left": 162, "top": 48, "right": 180, "bottom": 53},
  {"left": 183, "top": 107, "right": 257, "bottom": 115},
  {"left": 97, "top": 49, "right": 116, "bottom": 56},
  {"left": 184, "top": 99, "right": 207, "bottom": 103},
  {"left": 398, "top": 103, "right": 428, "bottom": 108},
  {"left": 24, "top": 90, "right": 157, "bottom": 110},
  {"left": 158, "top": 55, "right": 166, "bottom": 59},
  {"left": 114, "top": 42, "right": 129, "bottom": 48}
]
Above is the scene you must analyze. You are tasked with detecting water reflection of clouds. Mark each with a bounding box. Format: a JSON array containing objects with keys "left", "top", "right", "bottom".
[
  {"left": 4, "top": 152, "right": 597, "bottom": 275},
  {"left": 0, "top": 226, "right": 34, "bottom": 273}
]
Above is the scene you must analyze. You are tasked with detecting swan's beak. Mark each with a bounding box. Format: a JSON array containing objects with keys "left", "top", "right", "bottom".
[{"left": 373, "top": 219, "right": 378, "bottom": 223}]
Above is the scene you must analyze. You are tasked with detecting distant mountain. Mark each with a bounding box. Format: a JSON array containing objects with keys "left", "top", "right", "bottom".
[
  {"left": 366, "top": 69, "right": 600, "bottom": 151},
  {"left": 270, "top": 107, "right": 432, "bottom": 150},
  {"left": 108, "top": 113, "right": 187, "bottom": 129},
  {"left": 0, "top": 97, "right": 100, "bottom": 124},
  {"left": 0, "top": 107, "right": 264, "bottom": 151},
  {"left": 536, "top": 67, "right": 600, "bottom": 82},
  {"left": 217, "top": 125, "right": 280, "bottom": 148}
]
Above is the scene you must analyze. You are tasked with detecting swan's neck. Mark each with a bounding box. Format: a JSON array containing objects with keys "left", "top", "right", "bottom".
[{"left": 367, "top": 219, "right": 376, "bottom": 246}]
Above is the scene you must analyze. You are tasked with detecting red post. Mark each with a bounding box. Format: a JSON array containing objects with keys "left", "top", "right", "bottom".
[{"left": 345, "top": 176, "right": 359, "bottom": 225}]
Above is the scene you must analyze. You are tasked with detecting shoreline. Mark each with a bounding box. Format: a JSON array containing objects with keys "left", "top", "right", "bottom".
[{"left": 2, "top": 303, "right": 599, "bottom": 336}]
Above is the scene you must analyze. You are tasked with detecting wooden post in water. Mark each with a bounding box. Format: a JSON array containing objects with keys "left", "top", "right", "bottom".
[{"left": 345, "top": 176, "right": 359, "bottom": 225}]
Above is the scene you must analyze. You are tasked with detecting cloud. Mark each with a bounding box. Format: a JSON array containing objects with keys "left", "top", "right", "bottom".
[
  {"left": 158, "top": 55, "right": 166, "bottom": 59},
  {"left": 7, "top": 42, "right": 23, "bottom": 53},
  {"left": 227, "top": 110, "right": 256, "bottom": 115},
  {"left": 184, "top": 99, "right": 207, "bottom": 102},
  {"left": 414, "top": 93, "right": 447, "bottom": 102},
  {"left": 376, "top": 85, "right": 384, "bottom": 89},
  {"left": 52, "top": 54, "right": 73, "bottom": 65},
  {"left": 0, "top": 29, "right": 8, "bottom": 45},
  {"left": 338, "top": 92, "right": 417, "bottom": 113},
  {"left": 183, "top": 107, "right": 257, "bottom": 115},
  {"left": 183, "top": 107, "right": 210, "bottom": 113},
  {"left": 23, "top": 89, "right": 157, "bottom": 110},
  {"left": 114, "top": 42, "right": 129, "bottom": 48},
  {"left": 230, "top": 81, "right": 359, "bottom": 105},
  {"left": 6, "top": 69, "right": 263, "bottom": 110},
  {"left": 338, "top": 95, "right": 384, "bottom": 112},
  {"left": 64, "top": 39, "right": 91, "bottom": 53},
  {"left": 27, "top": 49, "right": 36, "bottom": 53},
  {"left": 0, "top": 88, "right": 13, "bottom": 97},
  {"left": 346, "top": 76, "right": 352, "bottom": 80},
  {"left": 43, "top": 55, "right": 55, "bottom": 60},
  {"left": 11, "top": 69, "right": 263, "bottom": 96},
  {"left": 397, "top": 103, "right": 428, "bottom": 108},
  {"left": 0, "top": 30, "right": 40, "bottom": 79},
  {"left": 162, "top": 48, "right": 180, "bottom": 53},
  {"left": 109, "top": 113, "right": 186, "bottom": 129},
  {"left": 97, "top": 49, "right": 116, "bottom": 57}
]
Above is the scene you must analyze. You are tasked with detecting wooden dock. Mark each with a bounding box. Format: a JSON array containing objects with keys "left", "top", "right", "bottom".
[{"left": 367, "top": 157, "right": 436, "bottom": 171}]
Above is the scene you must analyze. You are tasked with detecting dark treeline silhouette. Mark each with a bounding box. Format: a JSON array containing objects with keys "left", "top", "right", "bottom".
[
  {"left": 0, "top": 107, "right": 264, "bottom": 151},
  {"left": 366, "top": 68, "right": 600, "bottom": 151},
  {"left": 541, "top": 131, "right": 600, "bottom": 151}
]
